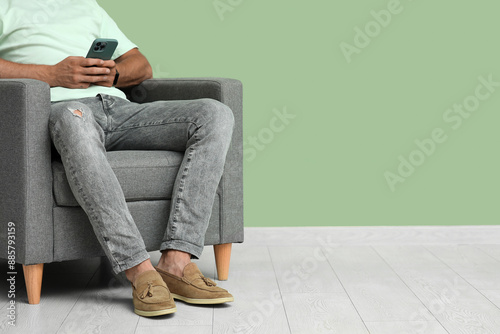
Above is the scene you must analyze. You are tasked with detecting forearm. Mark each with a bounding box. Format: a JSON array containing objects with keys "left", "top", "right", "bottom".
[
  {"left": 1, "top": 50, "right": 152, "bottom": 89},
  {"left": 114, "top": 51, "right": 153, "bottom": 88},
  {"left": 0, "top": 58, "right": 55, "bottom": 86}
]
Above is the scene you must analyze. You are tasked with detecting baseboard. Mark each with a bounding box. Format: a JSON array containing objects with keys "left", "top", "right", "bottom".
[{"left": 242, "top": 225, "right": 500, "bottom": 246}]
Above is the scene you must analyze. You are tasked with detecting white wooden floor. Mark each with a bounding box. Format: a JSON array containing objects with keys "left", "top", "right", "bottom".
[{"left": 1, "top": 226, "right": 500, "bottom": 334}]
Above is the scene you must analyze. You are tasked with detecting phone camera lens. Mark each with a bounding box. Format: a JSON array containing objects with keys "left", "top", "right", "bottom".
[
  {"left": 96, "top": 42, "right": 101, "bottom": 46},
  {"left": 94, "top": 46, "right": 99, "bottom": 51}
]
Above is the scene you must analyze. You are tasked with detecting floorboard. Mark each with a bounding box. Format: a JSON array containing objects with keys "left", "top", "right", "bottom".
[
  {"left": 282, "top": 293, "right": 369, "bottom": 334},
  {"left": 324, "top": 245, "right": 434, "bottom": 322},
  {"left": 213, "top": 245, "right": 291, "bottom": 334},
  {"left": 425, "top": 245, "right": 500, "bottom": 290},
  {"left": 374, "top": 245, "right": 500, "bottom": 334}
]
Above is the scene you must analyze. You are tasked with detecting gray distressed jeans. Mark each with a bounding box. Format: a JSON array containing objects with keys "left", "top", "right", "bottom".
[{"left": 48, "top": 93, "right": 234, "bottom": 276}]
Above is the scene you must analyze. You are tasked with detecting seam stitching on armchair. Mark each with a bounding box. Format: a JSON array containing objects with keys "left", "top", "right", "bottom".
[{"left": 22, "top": 82, "right": 31, "bottom": 263}]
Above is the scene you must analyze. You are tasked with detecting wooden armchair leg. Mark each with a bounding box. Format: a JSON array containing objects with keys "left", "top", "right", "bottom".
[
  {"left": 213, "top": 243, "right": 232, "bottom": 281},
  {"left": 22, "top": 263, "right": 44, "bottom": 304}
]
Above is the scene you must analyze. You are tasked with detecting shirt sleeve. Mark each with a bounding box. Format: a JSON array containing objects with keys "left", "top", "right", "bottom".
[
  {"left": 97, "top": 5, "right": 138, "bottom": 59},
  {"left": 0, "top": 9, "right": 4, "bottom": 38}
]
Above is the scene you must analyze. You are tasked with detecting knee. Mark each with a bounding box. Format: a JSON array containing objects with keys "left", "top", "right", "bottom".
[
  {"left": 49, "top": 102, "right": 104, "bottom": 147},
  {"left": 49, "top": 102, "right": 90, "bottom": 130},
  {"left": 198, "top": 98, "right": 235, "bottom": 132}
]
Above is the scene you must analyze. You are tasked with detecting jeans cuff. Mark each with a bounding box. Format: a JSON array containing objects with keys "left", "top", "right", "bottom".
[
  {"left": 159, "top": 240, "right": 204, "bottom": 260},
  {"left": 114, "top": 250, "right": 151, "bottom": 275}
]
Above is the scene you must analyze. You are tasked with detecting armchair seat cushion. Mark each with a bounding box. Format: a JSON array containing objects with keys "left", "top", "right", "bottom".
[{"left": 52, "top": 150, "right": 184, "bottom": 207}]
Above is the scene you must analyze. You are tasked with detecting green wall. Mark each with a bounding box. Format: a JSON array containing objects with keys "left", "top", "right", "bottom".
[{"left": 99, "top": 0, "right": 500, "bottom": 227}]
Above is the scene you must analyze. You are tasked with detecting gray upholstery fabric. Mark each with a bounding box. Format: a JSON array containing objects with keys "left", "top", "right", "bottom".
[
  {"left": 0, "top": 79, "right": 54, "bottom": 264},
  {"left": 53, "top": 151, "right": 184, "bottom": 206},
  {"left": 52, "top": 195, "right": 221, "bottom": 262},
  {"left": 0, "top": 78, "right": 243, "bottom": 267}
]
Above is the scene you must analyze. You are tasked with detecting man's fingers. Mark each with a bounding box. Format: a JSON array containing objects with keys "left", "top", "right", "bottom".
[
  {"left": 101, "top": 60, "right": 116, "bottom": 68},
  {"left": 82, "top": 58, "right": 115, "bottom": 68},
  {"left": 82, "top": 57, "right": 105, "bottom": 67},
  {"left": 83, "top": 75, "right": 109, "bottom": 83},
  {"left": 74, "top": 74, "right": 108, "bottom": 84},
  {"left": 82, "top": 66, "right": 110, "bottom": 75}
]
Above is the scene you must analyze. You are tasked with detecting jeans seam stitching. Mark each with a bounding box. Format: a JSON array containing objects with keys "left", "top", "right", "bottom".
[
  {"left": 168, "top": 129, "right": 199, "bottom": 240},
  {"left": 52, "top": 125, "right": 121, "bottom": 271}
]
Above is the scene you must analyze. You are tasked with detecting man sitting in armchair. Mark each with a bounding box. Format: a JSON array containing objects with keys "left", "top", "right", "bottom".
[{"left": 0, "top": 0, "right": 234, "bottom": 317}]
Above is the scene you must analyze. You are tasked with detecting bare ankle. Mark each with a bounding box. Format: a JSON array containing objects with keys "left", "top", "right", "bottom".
[
  {"left": 125, "top": 259, "right": 155, "bottom": 284},
  {"left": 157, "top": 250, "right": 191, "bottom": 277}
]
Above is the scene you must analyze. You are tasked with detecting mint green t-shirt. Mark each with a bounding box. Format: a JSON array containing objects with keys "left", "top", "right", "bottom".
[{"left": 0, "top": 0, "right": 138, "bottom": 102}]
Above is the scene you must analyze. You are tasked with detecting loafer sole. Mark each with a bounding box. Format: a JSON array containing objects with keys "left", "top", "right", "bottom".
[
  {"left": 171, "top": 293, "right": 234, "bottom": 304},
  {"left": 134, "top": 306, "right": 177, "bottom": 317}
]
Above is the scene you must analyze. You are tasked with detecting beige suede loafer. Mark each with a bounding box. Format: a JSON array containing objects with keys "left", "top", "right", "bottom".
[
  {"left": 154, "top": 263, "right": 234, "bottom": 304},
  {"left": 131, "top": 269, "right": 177, "bottom": 317}
]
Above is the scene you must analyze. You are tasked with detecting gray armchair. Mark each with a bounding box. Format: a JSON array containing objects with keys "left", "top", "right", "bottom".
[{"left": 0, "top": 78, "right": 244, "bottom": 304}]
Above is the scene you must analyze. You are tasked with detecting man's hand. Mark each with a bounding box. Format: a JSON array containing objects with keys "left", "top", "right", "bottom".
[
  {"left": 92, "top": 59, "right": 117, "bottom": 88},
  {"left": 0, "top": 48, "right": 151, "bottom": 89},
  {"left": 50, "top": 56, "right": 114, "bottom": 89}
]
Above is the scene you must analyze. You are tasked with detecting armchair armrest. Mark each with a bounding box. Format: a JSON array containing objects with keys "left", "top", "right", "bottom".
[
  {"left": 122, "top": 78, "right": 244, "bottom": 244},
  {"left": 122, "top": 77, "right": 241, "bottom": 103},
  {"left": 0, "top": 79, "right": 54, "bottom": 264}
]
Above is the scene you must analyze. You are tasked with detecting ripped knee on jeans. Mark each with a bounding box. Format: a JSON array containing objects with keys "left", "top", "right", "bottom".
[{"left": 67, "top": 107, "right": 83, "bottom": 118}]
